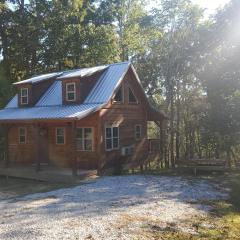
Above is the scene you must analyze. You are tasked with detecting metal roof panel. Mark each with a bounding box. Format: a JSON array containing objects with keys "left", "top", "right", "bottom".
[
  {"left": 57, "top": 65, "right": 108, "bottom": 80},
  {"left": 0, "top": 104, "right": 102, "bottom": 121},
  {"left": 36, "top": 81, "right": 62, "bottom": 106},
  {"left": 5, "top": 95, "right": 18, "bottom": 108},
  {"left": 13, "top": 72, "right": 62, "bottom": 85},
  {"left": 84, "top": 62, "right": 130, "bottom": 103}
]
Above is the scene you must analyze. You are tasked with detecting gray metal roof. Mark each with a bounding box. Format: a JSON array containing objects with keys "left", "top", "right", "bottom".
[
  {"left": 5, "top": 95, "right": 18, "bottom": 108},
  {"left": 0, "top": 104, "right": 103, "bottom": 121},
  {"left": 36, "top": 81, "right": 62, "bottom": 106},
  {"left": 0, "top": 62, "right": 131, "bottom": 121},
  {"left": 13, "top": 65, "right": 108, "bottom": 85},
  {"left": 57, "top": 65, "right": 108, "bottom": 80},
  {"left": 85, "top": 62, "right": 130, "bottom": 103},
  {"left": 13, "top": 72, "right": 62, "bottom": 85}
]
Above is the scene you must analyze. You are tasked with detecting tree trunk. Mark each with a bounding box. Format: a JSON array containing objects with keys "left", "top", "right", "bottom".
[{"left": 176, "top": 80, "right": 180, "bottom": 163}]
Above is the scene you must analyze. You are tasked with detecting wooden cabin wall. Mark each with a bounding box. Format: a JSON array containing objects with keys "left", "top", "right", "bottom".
[
  {"left": 47, "top": 122, "right": 72, "bottom": 168},
  {"left": 47, "top": 112, "right": 100, "bottom": 169},
  {"left": 8, "top": 125, "right": 35, "bottom": 164},
  {"left": 75, "top": 111, "right": 100, "bottom": 169},
  {"left": 98, "top": 69, "right": 149, "bottom": 169},
  {"left": 7, "top": 111, "right": 100, "bottom": 169}
]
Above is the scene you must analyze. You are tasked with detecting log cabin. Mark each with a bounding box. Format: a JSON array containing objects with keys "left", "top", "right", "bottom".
[{"left": 0, "top": 62, "right": 166, "bottom": 176}]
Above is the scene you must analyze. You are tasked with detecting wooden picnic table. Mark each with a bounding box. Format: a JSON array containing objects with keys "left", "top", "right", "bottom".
[{"left": 177, "top": 159, "right": 228, "bottom": 175}]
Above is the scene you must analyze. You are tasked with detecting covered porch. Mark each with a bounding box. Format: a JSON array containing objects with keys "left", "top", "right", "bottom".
[
  {"left": 0, "top": 119, "right": 98, "bottom": 181},
  {"left": 0, "top": 163, "right": 98, "bottom": 183},
  {"left": 146, "top": 106, "right": 168, "bottom": 168}
]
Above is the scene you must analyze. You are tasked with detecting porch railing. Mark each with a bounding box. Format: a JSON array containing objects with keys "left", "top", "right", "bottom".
[{"left": 148, "top": 139, "right": 161, "bottom": 153}]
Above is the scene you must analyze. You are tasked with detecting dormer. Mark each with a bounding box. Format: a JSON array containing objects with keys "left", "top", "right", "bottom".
[
  {"left": 18, "top": 84, "right": 31, "bottom": 107},
  {"left": 14, "top": 72, "right": 61, "bottom": 107},
  {"left": 62, "top": 78, "right": 81, "bottom": 104},
  {"left": 58, "top": 66, "right": 108, "bottom": 105}
]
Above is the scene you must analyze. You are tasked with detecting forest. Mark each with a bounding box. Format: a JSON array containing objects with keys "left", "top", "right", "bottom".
[{"left": 0, "top": 0, "right": 240, "bottom": 168}]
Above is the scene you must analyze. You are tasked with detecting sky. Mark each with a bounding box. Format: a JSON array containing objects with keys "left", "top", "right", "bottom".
[{"left": 192, "top": 0, "right": 231, "bottom": 15}]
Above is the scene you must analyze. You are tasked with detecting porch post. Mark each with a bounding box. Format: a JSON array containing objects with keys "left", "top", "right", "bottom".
[
  {"left": 71, "top": 121, "right": 77, "bottom": 177},
  {"left": 159, "top": 120, "right": 164, "bottom": 167},
  {"left": 3, "top": 125, "right": 10, "bottom": 168},
  {"left": 34, "top": 124, "right": 40, "bottom": 172}
]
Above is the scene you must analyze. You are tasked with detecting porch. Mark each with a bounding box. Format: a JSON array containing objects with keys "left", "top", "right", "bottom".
[{"left": 0, "top": 164, "right": 98, "bottom": 183}]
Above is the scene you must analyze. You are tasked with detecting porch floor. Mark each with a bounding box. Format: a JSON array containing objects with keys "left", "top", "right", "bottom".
[{"left": 0, "top": 165, "right": 98, "bottom": 183}]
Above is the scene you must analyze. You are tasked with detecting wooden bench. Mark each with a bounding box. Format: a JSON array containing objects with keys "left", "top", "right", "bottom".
[{"left": 177, "top": 159, "right": 228, "bottom": 175}]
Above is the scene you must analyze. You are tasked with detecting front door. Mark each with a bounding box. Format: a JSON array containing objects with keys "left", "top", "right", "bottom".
[{"left": 39, "top": 127, "right": 49, "bottom": 164}]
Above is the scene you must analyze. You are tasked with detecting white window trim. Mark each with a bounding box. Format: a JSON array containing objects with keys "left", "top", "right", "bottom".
[
  {"left": 135, "top": 124, "right": 142, "bottom": 140},
  {"left": 112, "top": 85, "right": 124, "bottom": 104},
  {"left": 105, "top": 126, "right": 119, "bottom": 151},
  {"left": 56, "top": 127, "right": 65, "bottom": 145},
  {"left": 128, "top": 87, "right": 138, "bottom": 104},
  {"left": 66, "top": 82, "right": 76, "bottom": 102},
  {"left": 20, "top": 88, "right": 29, "bottom": 105},
  {"left": 76, "top": 127, "right": 94, "bottom": 152},
  {"left": 19, "top": 127, "right": 27, "bottom": 144}
]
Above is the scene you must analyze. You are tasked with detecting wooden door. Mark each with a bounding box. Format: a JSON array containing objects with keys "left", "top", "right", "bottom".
[{"left": 39, "top": 127, "right": 49, "bottom": 164}]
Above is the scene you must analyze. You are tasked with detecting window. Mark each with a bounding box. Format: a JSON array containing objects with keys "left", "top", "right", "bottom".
[
  {"left": 56, "top": 128, "right": 65, "bottom": 144},
  {"left": 113, "top": 86, "right": 123, "bottom": 103},
  {"left": 19, "top": 127, "right": 26, "bottom": 144},
  {"left": 128, "top": 87, "right": 138, "bottom": 104},
  {"left": 135, "top": 125, "right": 142, "bottom": 140},
  {"left": 105, "top": 126, "right": 119, "bottom": 150},
  {"left": 76, "top": 128, "right": 93, "bottom": 151},
  {"left": 20, "top": 88, "right": 28, "bottom": 105},
  {"left": 66, "top": 82, "right": 76, "bottom": 101}
]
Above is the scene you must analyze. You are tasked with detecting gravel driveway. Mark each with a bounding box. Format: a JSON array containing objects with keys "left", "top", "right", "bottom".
[{"left": 0, "top": 175, "right": 227, "bottom": 240}]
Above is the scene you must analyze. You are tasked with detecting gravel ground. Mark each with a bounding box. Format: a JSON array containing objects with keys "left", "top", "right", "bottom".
[{"left": 0, "top": 175, "right": 228, "bottom": 240}]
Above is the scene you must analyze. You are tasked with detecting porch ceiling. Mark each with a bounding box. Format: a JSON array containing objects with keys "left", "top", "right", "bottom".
[{"left": 147, "top": 106, "right": 168, "bottom": 122}]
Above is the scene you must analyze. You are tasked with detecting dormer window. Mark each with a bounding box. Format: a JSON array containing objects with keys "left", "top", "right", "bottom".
[
  {"left": 113, "top": 86, "right": 123, "bottom": 103},
  {"left": 20, "top": 88, "right": 29, "bottom": 105},
  {"left": 66, "top": 82, "right": 76, "bottom": 101}
]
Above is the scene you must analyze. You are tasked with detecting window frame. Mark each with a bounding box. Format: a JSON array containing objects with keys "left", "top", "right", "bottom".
[
  {"left": 135, "top": 124, "right": 142, "bottom": 140},
  {"left": 105, "top": 126, "right": 119, "bottom": 151},
  {"left": 112, "top": 85, "right": 124, "bottom": 104},
  {"left": 20, "top": 88, "right": 29, "bottom": 105},
  {"left": 128, "top": 87, "right": 138, "bottom": 104},
  {"left": 56, "top": 127, "right": 65, "bottom": 145},
  {"left": 19, "top": 127, "right": 27, "bottom": 144},
  {"left": 76, "top": 127, "right": 94, "bottom": 152},
  {"left": 66, "top": 82, "right": 76, "bottom": 102}
]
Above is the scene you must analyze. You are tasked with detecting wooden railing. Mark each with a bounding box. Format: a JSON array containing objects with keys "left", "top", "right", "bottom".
[{"left": 148, "top": 139, "right": 161, "bottom": 153}]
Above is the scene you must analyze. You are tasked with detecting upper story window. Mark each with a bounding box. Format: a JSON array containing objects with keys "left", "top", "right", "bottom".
[
  {"left": 56, "top": 127, "right": 65, "bottom": 145},
  {"left": 20, "top": 88, "right": 29, "bottom": 105},
  {"left": 128, "top": 87, "right": 138, "bottom": 104},
  {"left": 113, "top": 86, "right": 123, "bottom": 103},
  {"left": 66, "top": 82, "right": 76, "bottom": 101},
  {"left": 76, "top": 127, "right": 93, "bottom": 151},
  {"left": 19, "top": 127, "right": 27, "bottom": 144}
]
